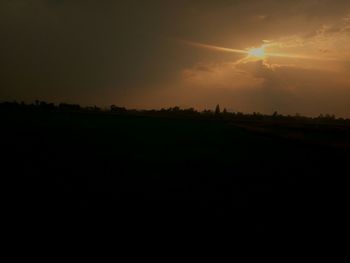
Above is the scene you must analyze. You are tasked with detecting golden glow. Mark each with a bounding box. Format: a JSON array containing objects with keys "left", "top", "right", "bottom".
[
  {"left": 179, "top": 38, "right": 336, "bottom": 62},
  {"left": 248, "top": 47, "right": 266, "bottom": 59}
]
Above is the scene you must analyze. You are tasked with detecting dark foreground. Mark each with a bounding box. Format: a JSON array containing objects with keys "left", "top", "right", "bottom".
[{"left": 2, "top": 109, "right": 349, "bottom": 236}]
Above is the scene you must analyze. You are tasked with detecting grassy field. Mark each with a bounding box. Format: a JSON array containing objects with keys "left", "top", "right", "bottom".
[{"left": 2, "top": 110, "right": 348, "bottom": 234}]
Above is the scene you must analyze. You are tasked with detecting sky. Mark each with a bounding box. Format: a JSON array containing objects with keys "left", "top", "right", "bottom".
[{"left": 1, "top": 0, "right": 350, "bottom": 117}]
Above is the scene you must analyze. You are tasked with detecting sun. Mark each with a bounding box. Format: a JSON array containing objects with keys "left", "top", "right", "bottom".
[{"left": 248, "top": 47, "right": 266, "bottom": 59}]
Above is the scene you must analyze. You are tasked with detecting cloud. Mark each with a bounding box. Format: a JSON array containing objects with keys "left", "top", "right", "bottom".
[
  {"left": 176, "top": 47, "right": 350, "bottom": 116},
  {"left": 1, "top": 0, "right": 350, "bottom": 116}
]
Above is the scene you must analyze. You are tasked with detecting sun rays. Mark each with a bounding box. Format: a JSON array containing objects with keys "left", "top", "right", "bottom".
[{"left": 177, "top": 38, "right": 337, "bottom": 62}]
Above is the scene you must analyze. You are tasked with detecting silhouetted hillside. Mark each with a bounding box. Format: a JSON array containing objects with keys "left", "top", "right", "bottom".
[{"left": 1, "top": 101, "right": 348, "bottom": 235}]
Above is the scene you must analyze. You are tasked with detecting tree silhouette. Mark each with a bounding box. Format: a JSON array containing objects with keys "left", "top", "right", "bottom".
[
  {"left": 215, "top": 104, "right": 221, "bottom": 115},
  {"left": 111, "top": 105, "right": 127, "bottom": 113}
]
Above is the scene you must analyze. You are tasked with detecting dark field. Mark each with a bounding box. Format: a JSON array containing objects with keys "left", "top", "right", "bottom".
[{"left": 2, "top": 109, "right": 349, "bottom": 235}]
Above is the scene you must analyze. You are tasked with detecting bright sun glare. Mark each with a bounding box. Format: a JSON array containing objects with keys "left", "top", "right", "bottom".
[{"left": 248, "top": 47, "right": 266, "bottom": 59}]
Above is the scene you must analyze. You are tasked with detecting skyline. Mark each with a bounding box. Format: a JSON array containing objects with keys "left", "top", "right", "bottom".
[{"left": 2, "top": 0, "right": 350, "bottom": 117}]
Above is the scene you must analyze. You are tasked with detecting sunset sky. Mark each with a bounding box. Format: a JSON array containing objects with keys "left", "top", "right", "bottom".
[{"left": 1, "top": 0, "right": 350, "bottom": 117}]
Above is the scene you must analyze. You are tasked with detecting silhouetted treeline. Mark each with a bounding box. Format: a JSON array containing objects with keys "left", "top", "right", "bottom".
[
  {"left": 0, "top": 100, "right": 349, "bottom": 124},
  {"left": 0, "top": 101, "right": 99, "bottom": 112}
]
